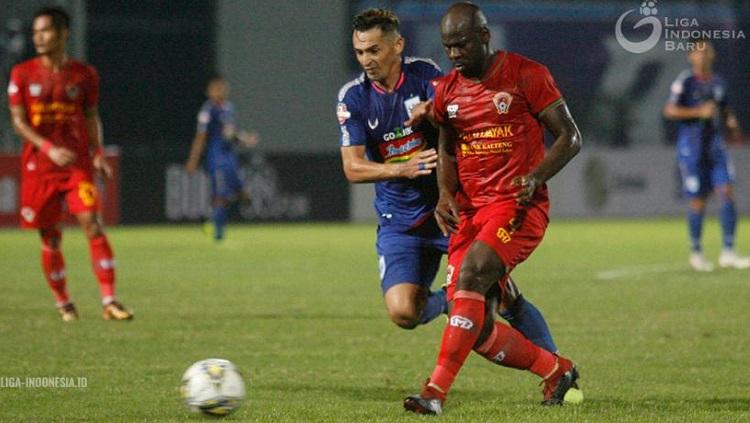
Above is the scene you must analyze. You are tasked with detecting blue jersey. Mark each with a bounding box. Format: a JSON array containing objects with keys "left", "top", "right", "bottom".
[
  {"left": 337, "top": 57, "right": 442, "bottom": 231},
  {"left": 668, "top": 70, "right": 728, "bottom": 144},
  {"left": 197, "top": 100, "right": 237, "bottom": 170}
]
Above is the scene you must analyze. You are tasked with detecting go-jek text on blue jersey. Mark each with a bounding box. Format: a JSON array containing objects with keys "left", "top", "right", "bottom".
[
  {"left": 337, "top": 57, "right": 442, "bottom": 231},
  {"left": 197, "top": 100, "right": 238, "bottom": 171}
]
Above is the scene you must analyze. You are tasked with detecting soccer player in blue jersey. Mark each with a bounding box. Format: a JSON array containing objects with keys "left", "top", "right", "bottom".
[
  {"left": 337, "top": 9, "right": 561, "bottom": 355},
  {"left": 663, "top": 39, "right": 749, "bottom": 271},
  {"left": 186, "top": 75, "right": 258, "bottom": 241}
]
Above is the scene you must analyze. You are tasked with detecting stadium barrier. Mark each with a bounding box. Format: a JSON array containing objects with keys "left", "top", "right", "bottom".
[{"left": 350, "top": 147, "right": 750, "bottom": 221}]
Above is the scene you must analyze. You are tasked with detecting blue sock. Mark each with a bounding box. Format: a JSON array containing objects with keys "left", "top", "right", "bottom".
[
  {"left": 719, "top": 199, "right": 737, "bottom": 249},
  {"left": 213, "top": 205, "right": 227, "bottom": 240},
  {"left": 688, "top": 209, "right": 704, "bottom": 252},
  {"left": 500, "top": 295, "right": 558, "bottom": 353},
  {"left": 419, "top": 289, "right": 447, "bottom": 325}
]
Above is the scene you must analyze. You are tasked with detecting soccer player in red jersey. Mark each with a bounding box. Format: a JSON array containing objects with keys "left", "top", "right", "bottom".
[
  {"left": 404, "top": 3, "right": 582, "bottom": 414},
  {"left": 7, "top": 7, "right": 132, "bottom": 321}
]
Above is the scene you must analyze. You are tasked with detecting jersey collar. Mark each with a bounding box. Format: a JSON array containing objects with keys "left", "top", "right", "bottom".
[{"left": 371, "top": 69, "right": 405, "bottom": 95}]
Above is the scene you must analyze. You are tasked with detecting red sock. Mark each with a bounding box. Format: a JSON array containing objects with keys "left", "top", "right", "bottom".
[
  {"left": 475, "top": 321, "right": 558, "bottom": 378},
  {"left": 429, "top": 291, "right": 486, "bottom": 395},
  {"left": 41, "top": 243, "right": 69, "bottom": 306},
  {"left": 89, "top": 235, "right": 116, "bottom": 302}
]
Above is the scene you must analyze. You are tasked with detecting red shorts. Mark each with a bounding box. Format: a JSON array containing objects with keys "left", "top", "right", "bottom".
[
  {"left": 445, "top": 202, "right": 548, "bottom": 301},
  {"left": 20, "top": 169, "right": 100, "bottom": 229}
]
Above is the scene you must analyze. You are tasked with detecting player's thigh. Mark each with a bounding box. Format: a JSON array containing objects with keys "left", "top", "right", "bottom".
[
  {"left": 678, "top": 150, "right": 710, "bottom": 198},
  {"left": 64, "top": 173, "right": 100, "bottom": 216},
  {"left": 445, "top": 215, "right": 480, "bottom": 301},
  {"left": 474, "top": 204, "right": 548, "bottom": 277},
  {"left": 709, "top": 143, "right": 736, "bottom": 195},
  {"left": 20, "top": 175, "right": 63, "bottom": 229}
]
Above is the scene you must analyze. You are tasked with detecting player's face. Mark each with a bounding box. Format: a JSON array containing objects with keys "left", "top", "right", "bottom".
[
  {"left": 441, "top": 28, "right": 487, "bottom": 78},
  {"left": 688, "top": 42, "right": 715, "bottom": 71},
  {"left": 208, "top": 80, "right": 229, "bottom": 102},
  {"left": 32, "top": 15, "right": 67, "bottom": 56},
  {"left": 352, "top": 28, "right": 403, "bottom": 83}
]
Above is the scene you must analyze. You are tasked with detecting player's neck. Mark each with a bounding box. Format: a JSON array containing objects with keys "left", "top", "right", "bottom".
[
  {"left": 39, "top": 51, "right": 68, "bottom": 71},
  {"left": 373, "top": 62, "right": 403, "bottom": 93}
]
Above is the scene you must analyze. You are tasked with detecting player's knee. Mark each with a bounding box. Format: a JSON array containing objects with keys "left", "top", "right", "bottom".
[
  {"left": 716, "top": 185, "right": 734, "bottom": 202},
  {"left": 82, "top": 221, "right": 104, "bottom": 239},
  {"left": 388, "top": 307, "right": 420, "bottom": 330},
  {"left": 458, "top": 255, "right": 505, "bottom": 294},
  {"left": 40, "top": 228, "right": 62, "bottom": 249}
]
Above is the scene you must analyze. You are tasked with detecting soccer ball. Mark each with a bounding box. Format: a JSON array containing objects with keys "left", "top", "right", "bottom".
[
  {"left": 640, "top": 0, "right": 658, "bottom": 16},
  {"left": 180, "top": 358, "right": 246, "bottom": 416}
]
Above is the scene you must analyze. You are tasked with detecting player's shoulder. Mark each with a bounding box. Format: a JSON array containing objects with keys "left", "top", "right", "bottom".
[
  {"left": 506, "top": 51, "right": 550, "bottom": 76},
  {"left": 68, "top": 59, "right": 98, "bottom": 75},
  {"left": 403, "top": 56, "right": 442, "bottom": 77},
  {"left": 337, "top": 73, "right": 367, "bottom": 103},
  {"left": 10, "top": 57, "right": 40, "bottom": 74}
]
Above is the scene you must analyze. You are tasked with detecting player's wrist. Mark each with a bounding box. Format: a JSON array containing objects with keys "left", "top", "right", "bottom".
[
  {"left": 92, "top": 146, "right": 105, "bottom": 160},
  {"left": 39, "top": 140, "right": 54, "bottom": 156}
]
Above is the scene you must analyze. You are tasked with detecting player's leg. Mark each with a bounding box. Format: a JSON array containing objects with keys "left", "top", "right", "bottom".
[
  {"left": 67, "top": 176, "right": 132, "bottom": 320},
  {"left": 709, "top": 144, "right": 750, "bottom": 268},
  {"left": 679, "top": 144, "right": 713, "bottom": 271},
  {"left": 39, "top": 225, "right": 77, "bottom": 321},
  {"left": 497, "top": 276, "right": 557, "bottom": 353},
  {"left": 209, "top": 168, "right": 230, "bottom": 241}
]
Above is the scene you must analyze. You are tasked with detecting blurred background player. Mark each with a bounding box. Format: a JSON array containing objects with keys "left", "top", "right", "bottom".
[
  {"left": 185, "top": 75, "right": 258, "bottom": 241},
  {"left": 338, "top": 7, "right": 561, "bottom": 356},
  {"left": 663, "top": 39, "right": 750, "bottom": 272},
  {"left": 7, "top": 6, "right": 132, "bottom": 321},
  {"left": 404, "top": 3, "right": 581, "bottom": 414}
]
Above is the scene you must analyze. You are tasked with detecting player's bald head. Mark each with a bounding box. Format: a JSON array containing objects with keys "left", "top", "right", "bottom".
[{"left": 441, "top": 2, "right": 488, "bottom": 36}]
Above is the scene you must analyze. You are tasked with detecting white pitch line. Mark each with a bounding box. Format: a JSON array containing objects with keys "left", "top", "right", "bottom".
[{"left": 595, "top": 263, "right": 687, "bottom": 280}]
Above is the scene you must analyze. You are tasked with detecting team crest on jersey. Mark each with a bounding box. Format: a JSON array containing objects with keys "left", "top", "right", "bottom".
[
  {"left": 7, "top": 82, "right": 18, "bottom": 95},
  {"left": 65, "top": 84, "right": 79, "bottom": 100},
  {"left": 336, "top": 103, "right": 350, "bottom": 124},
  {"left": 447, "top": 104, "right": 459, "bottom": 119},
  {"left": 29, "top": 84, "right": 42, "bottom": 97},
  {"left": 493, "top": 91, "right": 513, "bottom": 115}
]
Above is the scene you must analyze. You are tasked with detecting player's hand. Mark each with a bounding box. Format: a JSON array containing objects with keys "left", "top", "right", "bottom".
[
  {"left": 237, "top": 130, "right": 260, "bottom": 148},
  {"left": 401, "top": 148, "right": 437, "bottom": 179},
  {"left": 93, "top": 153, "right": 113, "bottom": 179},
  {"left": 435, "top": 193, "right": 460, "bottom": 236},
  {"left": 697, "top": 101, "right": 717, "bottom": 119},
  {"left": 403, "top": 100, "right": 433, "bottom": 127},
  {"left": 47, "top": 146, "right": 76, "bottom": 167},
  {"left": 512, "top": 174, "right": 540, "bottom": 206}
]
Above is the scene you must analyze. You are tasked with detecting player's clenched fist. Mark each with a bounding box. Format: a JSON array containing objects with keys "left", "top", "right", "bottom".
[
  {"left": 511, "top": 174, "right": 540, "bottom": 206},
  {"left": 47, "top": 145, "right": 77, "bottom": 167},
  {"left": 401, "top": 148, "right": 437, "bottom": 179}
]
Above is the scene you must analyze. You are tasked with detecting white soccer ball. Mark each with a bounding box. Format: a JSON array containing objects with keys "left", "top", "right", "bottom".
[{"left": 180, "top": 358, "right": 246, "bottom": 416}]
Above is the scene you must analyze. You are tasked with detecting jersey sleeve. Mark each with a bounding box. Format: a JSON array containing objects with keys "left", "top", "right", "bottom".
[
  {"left": 7, "top": 65, "right": 24, "bottom": 107},
  {"left": 84, "top": 66, "right": 100, "bottom": 108},
  {"left": 337, "top": 89, "right": 366, "bottom": 147},
  {"left": 196, "top": 102, "right": 211, "bottom": 133},
  {"left": 521, "top": 61, "right": 563, "bottom": 117},
  {"left": 431, "top": 78, "right": 447, "bottom": 125}
]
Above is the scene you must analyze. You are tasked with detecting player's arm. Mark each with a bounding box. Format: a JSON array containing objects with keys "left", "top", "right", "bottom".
[
  {"left": 185, "top": 130, "right": 207, "bottom": 173},
  {"left": 513, "top": 102, "right": 582, "bottom": 205},
  {"left": 340, "top": 145, "right": 436, "bottom": 183},
  {"left": 10, "top": 105, "right": 76, "bottom": 167},
  {"left": 85, "top": 106, "right": 112, "bottom": 179},
  {"left": 434, "top": 123, "right": 460, "bottom": 235},
  {"left": 663, "top": 101, "right": 716, "bottom": 120}
]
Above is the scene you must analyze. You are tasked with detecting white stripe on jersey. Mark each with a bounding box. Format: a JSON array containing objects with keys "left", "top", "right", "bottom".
[
  {"left": 404, "top": 56, "right": 442, "bottom": 72},
  {"left": 337, "top": 73, "right": 365, "bottom": 102}
]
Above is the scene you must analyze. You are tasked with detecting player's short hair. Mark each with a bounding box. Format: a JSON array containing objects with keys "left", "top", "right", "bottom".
[
  {"left": 208, "top": 74, "right": 226, "bottom": 84},
  {"left": 352, "top": 8, "right": 400, "bottom": 36},
  {"left": 33, "top": 6, "right": 70, "bottom": 31}
]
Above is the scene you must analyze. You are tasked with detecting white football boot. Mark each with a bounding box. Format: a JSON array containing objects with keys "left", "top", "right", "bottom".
[
  {"left": 689, "top": 252, "right": 715, "bottom": 272},
  {"left": 718, "top": 249, "right": 750, "bottom": 269}
]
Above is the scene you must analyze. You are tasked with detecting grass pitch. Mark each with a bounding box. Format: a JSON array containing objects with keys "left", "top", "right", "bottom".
[{"left": 0, "top": 219, "right": 749, "bottom": 422}]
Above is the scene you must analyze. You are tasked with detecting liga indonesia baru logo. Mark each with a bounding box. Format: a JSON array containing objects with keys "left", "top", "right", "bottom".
[{"left": 615, "top": 0, "right": 746, "bottom": 54}]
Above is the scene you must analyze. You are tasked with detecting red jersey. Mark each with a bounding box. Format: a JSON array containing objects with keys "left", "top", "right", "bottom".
[
  {"left": 432, "top": 51, "right": 562, "bottom": 213},
  {"left": 8, "top": 57, "right": 99, "bottom": 176}
]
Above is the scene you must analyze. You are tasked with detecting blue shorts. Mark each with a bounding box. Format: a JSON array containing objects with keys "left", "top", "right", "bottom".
[
  {"left": 375, "top": 218, "right": 449, "bottom": 294},
  {"left": 677, "top": 135, "right": 735, "bottom": 198},
  {"left": 206, "top": 151, "right": 244, "bottom": 200}
]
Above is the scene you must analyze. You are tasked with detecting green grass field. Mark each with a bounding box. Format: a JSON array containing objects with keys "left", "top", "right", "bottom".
[{"left": 1, "top": 219, "right": 749, "bottom": 422}]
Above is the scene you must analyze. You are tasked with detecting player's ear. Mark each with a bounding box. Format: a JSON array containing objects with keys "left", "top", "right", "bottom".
[
  {"left": 480, "top": 27, "right": 490, "bottom": 44},
  {"left": 393, "top": 35, "right": 405, "bottom": 55}
]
